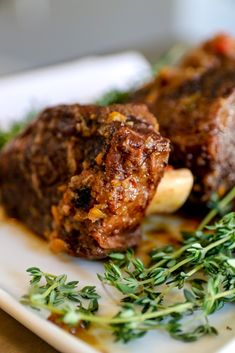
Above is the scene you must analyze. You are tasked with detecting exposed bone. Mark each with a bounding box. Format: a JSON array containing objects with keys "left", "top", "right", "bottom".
[{"left": 146, "top": 168, "right": 193, "bottom": 215}]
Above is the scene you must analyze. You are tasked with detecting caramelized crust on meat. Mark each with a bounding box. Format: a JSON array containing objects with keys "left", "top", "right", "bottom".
[
  {"left": 180, "top": 33, "right": 235, "bottom": 69},
  {"left": 0, "top": 104, "right": 170, "bottom": 258},
  {"left": 132, "top": 64, "right": 235, "bottom": 203}
]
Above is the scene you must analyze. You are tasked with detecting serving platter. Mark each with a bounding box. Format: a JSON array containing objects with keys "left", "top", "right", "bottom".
[{"left": 0, "top": 52, "right": 234, "bottom": 353}]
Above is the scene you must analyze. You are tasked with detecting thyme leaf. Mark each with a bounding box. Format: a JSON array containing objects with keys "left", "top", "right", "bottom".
[{"left": 21, "top": 187, "right": 235, "bottom": 344}]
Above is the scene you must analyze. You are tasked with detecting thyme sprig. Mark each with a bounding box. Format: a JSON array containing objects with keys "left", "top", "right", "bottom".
[
  {"left": 21, "top": 268, "right": 100, "bottom": 321},
  {"left": 21, "top": 188, "right": 235, "bottom": 344}
]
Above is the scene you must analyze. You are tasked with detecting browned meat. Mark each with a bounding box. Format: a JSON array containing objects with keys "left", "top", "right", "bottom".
[
  {"left": 180, "top": 33, "right": 235, "bottom": 69},
  {"left": 132, "top": 65, "right": 235, "bottom": 204},
  {"left": 0, "top": 104, "right": 170, "bottom": 258}
]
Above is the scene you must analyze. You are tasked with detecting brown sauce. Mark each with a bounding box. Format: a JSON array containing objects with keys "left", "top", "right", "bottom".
[
  {"left": 1, "top": 206, "right": 201, "bottom": 350},
  {"left": 136, "top": 214, "right": 199, "bottom": 263},
  {"left": 48, "top": 314, "right": 108, "bottom": 353}
]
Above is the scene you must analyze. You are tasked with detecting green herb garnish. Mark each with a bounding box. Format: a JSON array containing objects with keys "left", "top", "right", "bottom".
[
  {"left": 96, "top": 89, "right": 131, "bottom": 106},
  {"left": 151, "top": 44, "right": 186, "bottom": 75},
  {"left": 97, "top": 44, "right": 186, "bottom": 106},
  {"left": 0, "top": 45, "right": 185, "bottom": 147},
  {"left": 21, "top": 268, "right": 100, "bottom": 324},
  {"left": 0, "top": 110, "right": 37, "bottom": 150},
  {"left": 21, "top": 187, "right": 235, "bottom": 344}
]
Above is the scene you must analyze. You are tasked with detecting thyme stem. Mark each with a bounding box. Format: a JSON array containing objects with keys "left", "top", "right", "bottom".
[{"left": 198, "top": 186, "right": 235, "bottom": 230}]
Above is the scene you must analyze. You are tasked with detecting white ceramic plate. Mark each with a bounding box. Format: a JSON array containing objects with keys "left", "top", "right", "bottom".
[{"left": 0, "top": 53, "right": 235, "bottom": 353}]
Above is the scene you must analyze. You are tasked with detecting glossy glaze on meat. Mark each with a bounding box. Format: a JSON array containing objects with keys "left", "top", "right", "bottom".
[
  {"left": 0, "top": 104, "right": 170, "bottom": 258},
  {"left": 132, "top": 63, "right": 235, "bottom": 204}
]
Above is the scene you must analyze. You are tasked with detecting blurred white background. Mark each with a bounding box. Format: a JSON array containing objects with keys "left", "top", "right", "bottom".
[{"left": 0, "top": 0, "right": 235, "bottom": 75}]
